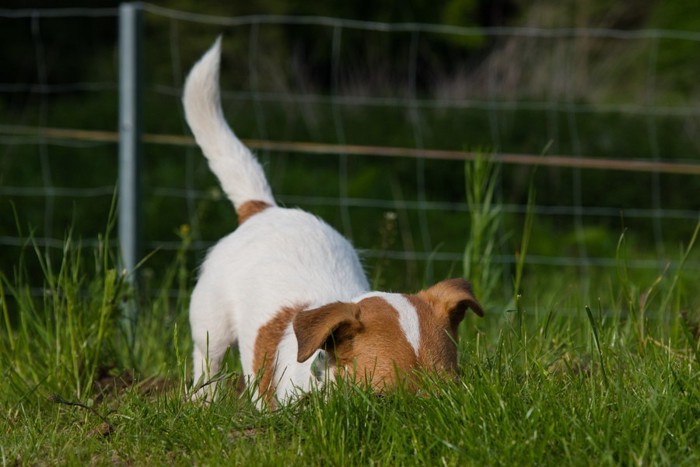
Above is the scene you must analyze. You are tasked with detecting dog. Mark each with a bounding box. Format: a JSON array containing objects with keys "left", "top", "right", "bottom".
[{"left": 183, "top": 38, "right": 484, "bottom": 408}]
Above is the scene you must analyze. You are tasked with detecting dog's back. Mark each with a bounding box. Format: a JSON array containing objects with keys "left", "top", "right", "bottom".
[{"left": 183, "top": 38, "right": 369, "bottom": 400}]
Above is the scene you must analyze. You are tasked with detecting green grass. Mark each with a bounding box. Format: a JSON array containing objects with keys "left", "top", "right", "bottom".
[{"left": 2, "top": 206, "right": 700, "bottom": 465}]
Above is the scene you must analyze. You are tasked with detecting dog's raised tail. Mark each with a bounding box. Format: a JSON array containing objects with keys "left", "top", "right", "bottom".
[{"left": 183, "top": 37, "right": 275, "bottom": 223}]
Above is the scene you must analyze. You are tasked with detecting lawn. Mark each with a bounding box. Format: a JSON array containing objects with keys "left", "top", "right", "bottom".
[{"left": 1, "top": 201, "right": 699, "bottom": 466}]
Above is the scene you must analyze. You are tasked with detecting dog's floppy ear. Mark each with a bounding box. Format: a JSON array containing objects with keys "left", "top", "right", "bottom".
[
  {"left": 419, "top": 278, "right": 484, "bottom": 327},
  {"left": 293, "top": 302, "right": 361, "bottom": 363}
]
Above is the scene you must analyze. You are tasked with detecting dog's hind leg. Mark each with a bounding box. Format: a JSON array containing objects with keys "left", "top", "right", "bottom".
[
  {"left": 188, "top": 280, "right": 238, "bottom": 401},
  {"left": 190, "top": 337, "right": 228, "bottom": 401}
]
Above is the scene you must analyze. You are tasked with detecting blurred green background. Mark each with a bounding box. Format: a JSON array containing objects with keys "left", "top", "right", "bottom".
[{"left": 1, "top": 0, "right": 699, "bottom": 299}]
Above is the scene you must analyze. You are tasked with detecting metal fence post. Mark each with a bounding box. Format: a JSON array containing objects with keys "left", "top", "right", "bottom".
[
  {"left": 118, "top": 2, "right": 142, "bottom": 284},
  {"left": 119, "top": 2, "right": 142, "bottom": 335}
]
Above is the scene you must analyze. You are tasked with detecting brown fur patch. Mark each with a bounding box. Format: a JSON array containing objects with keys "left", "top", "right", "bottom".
[
  {"left": 419, "top": 278, "right": 483, "bottom": 318},
  {"left": 287, "top": 281, "right": 480, "bottom": 398},
  {"left": 402, "top": 278, "right": 482, "bottom": 380},
  {"left": 293, "top": 302, "right": 361, "bottom": 364},
  {"left": 406, "top": 295, "right": 459, "bottom": 374},
  {"left": 252, "top": 305, "right": 301, "bottom": 408},
  {"left": 333, "top": 297, "right": 418, "bottom": 390},
  {"left": 237, "top": 200, "right": 271, "bottom": 224}
]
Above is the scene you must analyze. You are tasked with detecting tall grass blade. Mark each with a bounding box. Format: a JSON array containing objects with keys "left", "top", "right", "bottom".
[
  {"left": 659, "top": 219, "right": 700, "bottom": 313},
  {"left": 585, "top": 305, "right": 608, "bottom": 389},
  {"left": 464, "top": 152, "right": 502, "bottom": 306},
  {"left": 513, "top": 175, "right": 536, "bottom": 301},
  {"left": 0, "top": 275, "right": 14, "bottom": 353}
]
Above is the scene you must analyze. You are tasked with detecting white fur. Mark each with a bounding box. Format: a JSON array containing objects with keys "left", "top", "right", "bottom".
[
  {"left": 183, "top": 36, "right": 275, "bottom": 210},
  {"left": 184, "top": 39, "right": 372, "bottom": 404}
]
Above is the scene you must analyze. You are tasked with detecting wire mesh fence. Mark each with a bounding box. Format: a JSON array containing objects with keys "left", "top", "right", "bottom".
[{"left": 1, "top": 3, "right": 699, "bottom": 296}]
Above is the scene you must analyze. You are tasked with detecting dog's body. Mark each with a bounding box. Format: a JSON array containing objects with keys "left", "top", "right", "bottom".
[{"left": 184, "top": 38, "right": 483, "bottom": 408}]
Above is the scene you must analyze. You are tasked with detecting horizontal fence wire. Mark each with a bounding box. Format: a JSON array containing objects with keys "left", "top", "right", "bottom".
[
  {"left": 2, "top": 183, "right": 698, "bottom": 220},
  {"left": 1, "top": 4, "right": 700, "bottom": 297},
  {"left": 2, "top": 125, "right": 700, "bottom": 174}
]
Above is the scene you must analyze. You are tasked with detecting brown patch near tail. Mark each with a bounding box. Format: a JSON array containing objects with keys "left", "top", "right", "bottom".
[
  {"left": 237, "top": 200, "right": 271, "bottom": 224},
  {"left": 252, "top": 304, "right": 304, "bottom": 409}
]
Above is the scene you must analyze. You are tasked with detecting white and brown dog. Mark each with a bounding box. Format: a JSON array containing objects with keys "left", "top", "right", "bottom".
[{"left": 183, "top": 38, "right": 483, "bottom": 408}]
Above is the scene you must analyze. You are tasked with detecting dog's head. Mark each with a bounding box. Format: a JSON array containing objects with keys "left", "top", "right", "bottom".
[{"left": 292, "top": 278, "right": 483, "bottom": 391}]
